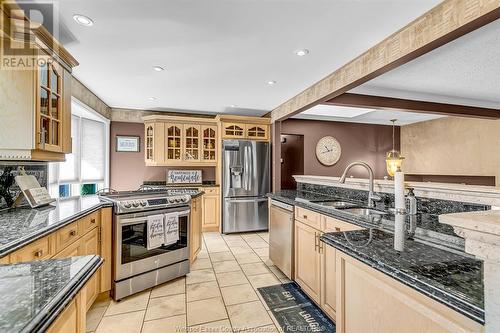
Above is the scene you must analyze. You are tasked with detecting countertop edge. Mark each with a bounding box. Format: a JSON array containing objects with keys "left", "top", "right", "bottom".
[
  {"left": 320, "top": 234, "right": 485, "bottom": 325},
  {"left": 0, "top": 202, "right": 112, "bottom": 258},
  {"left": 23, "top": 255, "right": 104, "bottom": 333}
]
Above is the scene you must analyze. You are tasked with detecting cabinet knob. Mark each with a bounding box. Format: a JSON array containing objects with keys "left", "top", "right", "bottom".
[
  {"left": 303, "top": 215, "right": 307, "bottom": 219},
  {"left": 70, "top": 230, "right": 76, "bottom": 236},
  {"left": 335, "top": 227, "right": 341, "bottom": 232},
  {"left": 91, "top": 218, "right": 96, "bottom": 224},
  {"left": 34, "top": 250, "right": 43, "bottom": 257}
]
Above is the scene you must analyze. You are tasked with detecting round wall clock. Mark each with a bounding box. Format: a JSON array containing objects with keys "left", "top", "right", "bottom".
[{"left": 315, "top": 136, "right": 341, "bottom": 166}]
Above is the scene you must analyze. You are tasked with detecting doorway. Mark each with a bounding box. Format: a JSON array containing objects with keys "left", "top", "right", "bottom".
[{"left": 281, "top": 134, "right": 304, "bottom": 189}]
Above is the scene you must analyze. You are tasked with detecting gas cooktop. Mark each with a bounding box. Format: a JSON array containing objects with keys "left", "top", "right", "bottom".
[{"left": 99, "top": 188, "right": 199, "bottom": 214}]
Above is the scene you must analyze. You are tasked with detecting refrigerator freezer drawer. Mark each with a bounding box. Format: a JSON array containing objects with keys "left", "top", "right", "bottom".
[{"left": 223, "top": 197, "right": 269, "bottom": 233}]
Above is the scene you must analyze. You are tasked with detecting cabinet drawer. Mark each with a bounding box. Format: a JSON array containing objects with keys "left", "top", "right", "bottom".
[
  {"left": 295, "top": 207, "right": 321, "bottom": 230},
  {"left": 79, "top": 210, "right": 100, "bottom": 235},
  {"left": 10, "top": 236, "right": 54, "bottom": 263},
  {"left": 202, "top": 187, "right": 219, "bottom": 195},
  {"left": 56, "top": 222, "right": 81, "bottom": 253},
  {"left": 322, "top": 216, "right": 364, "bottom": 233}
]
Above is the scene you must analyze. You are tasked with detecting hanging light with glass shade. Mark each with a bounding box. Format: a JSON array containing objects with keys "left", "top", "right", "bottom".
[{"left": 386, "top": 119, "right": 404, "bottom": 177}]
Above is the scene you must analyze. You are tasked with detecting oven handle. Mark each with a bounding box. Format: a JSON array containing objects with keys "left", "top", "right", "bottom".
[{"left": 118, "top": 210, "right": 190, "bottom": 226}]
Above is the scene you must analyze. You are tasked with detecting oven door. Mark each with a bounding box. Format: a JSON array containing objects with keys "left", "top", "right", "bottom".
[{"left": 115, "top": 207, "right": 190, "bottom": 281}]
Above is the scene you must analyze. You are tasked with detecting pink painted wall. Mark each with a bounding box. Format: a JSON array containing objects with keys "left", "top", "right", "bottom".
[{"left": 110, "top": 122, "right": 215, "bottom": 191}]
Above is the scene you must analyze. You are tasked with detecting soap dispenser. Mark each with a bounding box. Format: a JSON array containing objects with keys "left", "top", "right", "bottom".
[{"left": 406, "top": 188, "right": 417, "bottom": 215}]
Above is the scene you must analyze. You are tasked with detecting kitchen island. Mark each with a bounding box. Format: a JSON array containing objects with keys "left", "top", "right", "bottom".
[
  {"left": 0, "top": 255, "right": 102, "bottom": 333},
  {"left": 268, "top": 188, "right": 486, "bottom": 332}
]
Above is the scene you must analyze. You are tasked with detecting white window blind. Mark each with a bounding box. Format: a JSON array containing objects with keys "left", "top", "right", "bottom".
[
  {"left": 81, "top": 118, "right": 105, "bottom": 182},
  {"left": 59, "top": 115, "right": 80, "bottom": 182}
]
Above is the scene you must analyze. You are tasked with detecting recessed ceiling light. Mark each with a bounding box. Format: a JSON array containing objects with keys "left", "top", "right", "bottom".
[
  {"left": 294, "top": 49, "right": 309, "bottom": 56},
  {"left": 148, "top": 97, "right": 157, "bottom": 101},
  {"left": 230, "top": 104, "right": 237, "bottom": 108},
  {"left": 267, "top": 80, "right": 277, "bottom": 85},
  {"left": 153, "top": 66, "right": 165, "bottom": 72},
  {"left": 73, "top": 14, "right": 94, "bottom": 27}
]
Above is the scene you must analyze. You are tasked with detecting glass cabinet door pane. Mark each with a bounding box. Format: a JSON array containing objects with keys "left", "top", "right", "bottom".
[
  {"left": 51, "top": 121, "right": 59, "bottom": 145},
  {"left": 40, "top": 88, "right": 49, "bottom": 115},
  {"left": 51, "top": 67, "right": 59, "bottom": 92},
  {"left": 41, "top": 117, "right": 50, "bottom": 144},
  {"left": 51, "top": 93, "right": 59, "bottom": 119},
  {"left": 40, "top": 63, "right": 48, "bottom": 87}
]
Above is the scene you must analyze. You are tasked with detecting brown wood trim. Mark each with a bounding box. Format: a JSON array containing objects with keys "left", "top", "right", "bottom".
[
  {"left": 271, "top": 1, "right": 500, "bottom": 122},
  {"left": 324, "top": 93, "right": 500, "bottom": 119}
]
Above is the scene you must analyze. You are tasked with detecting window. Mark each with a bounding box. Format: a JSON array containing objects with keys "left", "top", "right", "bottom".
[{"left": 49, "top": 98, "right": 110, "bottom": 198}]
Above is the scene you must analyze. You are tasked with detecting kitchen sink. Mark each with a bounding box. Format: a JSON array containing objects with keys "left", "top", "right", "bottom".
[
  {"left": 313, "top": 201, "right": 359, "bottom": 209},
  {"left": 341, "top": 207, "right": 388, "bottom": 217}
]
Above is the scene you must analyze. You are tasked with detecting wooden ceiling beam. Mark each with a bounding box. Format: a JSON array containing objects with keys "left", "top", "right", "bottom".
[
  {"left": 270, "top": 0, "right": 500, "bottom": 122},
  {"left": 324, "top": 93, "right": 500, "bottom": 119}
]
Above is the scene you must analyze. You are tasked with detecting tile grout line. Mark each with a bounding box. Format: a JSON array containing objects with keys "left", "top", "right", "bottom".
[{"left": 203, "top": 234, "right": 235, "bottom": 332}]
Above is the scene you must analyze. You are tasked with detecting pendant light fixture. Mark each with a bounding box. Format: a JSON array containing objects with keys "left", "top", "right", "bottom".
[{"left": 386, "top": 119, "right": 404, "bottom": 177}]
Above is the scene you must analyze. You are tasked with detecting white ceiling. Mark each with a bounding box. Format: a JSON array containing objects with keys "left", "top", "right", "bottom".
[
  {"left": 45, "top": 0, "right": 440, "bottom": 116},
  {"left": 292, "top": 104, "right": 445, "bottom": 125},
  {"left": 351, "top": 19, "right": 500, "bottom": 110}
]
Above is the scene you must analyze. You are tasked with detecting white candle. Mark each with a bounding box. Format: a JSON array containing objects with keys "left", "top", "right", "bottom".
[
  {"left": 394, "top": 213, "right": 405, "bottom": 252},
  {"left": 394, "top": 171, "right": 405, "bottom": 210}
]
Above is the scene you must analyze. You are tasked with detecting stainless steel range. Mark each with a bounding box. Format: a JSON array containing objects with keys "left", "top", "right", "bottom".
[{"left": 99, "top": 189, "right": 198, "bottom": 300}]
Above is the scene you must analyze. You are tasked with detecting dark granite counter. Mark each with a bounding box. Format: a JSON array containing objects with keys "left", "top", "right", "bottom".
[
  {"left": 0, "top": 255, "right": 103, "bottom": 333},
  {"left": 0, "top": 196, "right": 111, "bottom": 258},
  {"left": 267, "top": 189, "right": 485, "bottom": 324}
]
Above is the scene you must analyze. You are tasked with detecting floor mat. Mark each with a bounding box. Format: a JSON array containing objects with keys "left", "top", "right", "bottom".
[{"left": 258, "top": 282, "right": 335, "bottom": 332}]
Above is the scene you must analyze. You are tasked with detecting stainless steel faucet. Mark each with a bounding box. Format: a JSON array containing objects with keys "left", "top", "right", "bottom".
[{"left": 339, "top": 161, "right": 381, "bottom": 207}]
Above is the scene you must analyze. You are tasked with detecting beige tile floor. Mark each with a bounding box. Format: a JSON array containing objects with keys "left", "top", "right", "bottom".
[{"left": 88, "top": 231, "right": 291, "bottom": 333}]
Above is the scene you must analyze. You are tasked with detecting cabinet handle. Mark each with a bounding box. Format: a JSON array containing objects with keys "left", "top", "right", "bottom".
[
  {"left": 91, "top": 218, "right": 96, "bottom": 224},
  {"left": 34, "top": 250, "right": 43, "bottom": 257},
  {"left": 335, "top": 227, "right": 341, "bottom": 232},
  {"left": 69, "top": 230, "right": 76, "bottom": 236},
  {"left": 303, "top": 215, "right": 307, "bottom": 219},
  {"left": 314, "top": 232, "right": 319, "bottom": 252}
]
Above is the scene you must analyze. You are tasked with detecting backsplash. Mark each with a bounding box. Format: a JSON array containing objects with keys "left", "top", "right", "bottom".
[
  {"left": 297, "top": 183, "right": 491, "bottom": 215},
  {"left": 0, "top": 162, "right": 48, "bottom": 210}
]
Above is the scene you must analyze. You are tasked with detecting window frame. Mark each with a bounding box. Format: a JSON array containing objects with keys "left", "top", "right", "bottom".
[{"left": 48, "top": 97, "right": 110, "bottom": 199}]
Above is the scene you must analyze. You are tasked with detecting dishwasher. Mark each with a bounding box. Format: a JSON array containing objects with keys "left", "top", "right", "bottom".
[{"left": 269, "top": 199, "right": 294, "bottom": 279}]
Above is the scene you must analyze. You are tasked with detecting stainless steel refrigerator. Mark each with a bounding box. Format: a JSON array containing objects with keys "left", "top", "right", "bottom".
[{"left": 222, "top": 140, "right": 270, "bottom": 233}]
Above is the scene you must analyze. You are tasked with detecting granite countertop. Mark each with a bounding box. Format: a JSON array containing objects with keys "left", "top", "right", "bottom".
[
  {"left": 268, "top": 190, "right": 466, "bottom": 251},
  {"left": 0, "top": 196, "right": 111, "bottom": 258},
  {"left": 0, "top": 255, "right": 103, "bottom": 333},
  {"left": 267, "top": 189, "right": 485, "bottom": 324}
]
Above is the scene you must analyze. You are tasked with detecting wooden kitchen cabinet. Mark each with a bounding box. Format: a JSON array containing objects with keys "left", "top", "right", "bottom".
[
  {"left": 46, "top": 298, "right": 79, "bottom": 333},
  {"left": 190, "top": 196, "right": 203, "bottom": 262},
  {"left": 216, "top": 115, "right": 271, "bottom": 141},
  {"left": 294, "top": 220, "right": 322, "bottom": 303},
  {"left": 9, "top": 235, "right": 55, "bottom": 263},
  {"left": 0, "top": 9, "right": 78, "bottom": 161},
  {"left": 201, "top": 187, "right": 220, "bottom": 232},
  {"left": 143, "top": 116, "right": 218, "bottom": 166},
  {"left": 293, "top": 207, "right": 363, "bottom": 322},
  {"left": 335, "top": 251, "right": 483, "bottom": 333},
  {"left": 81, "top": 228, "right": 100, "bottom": 309}
]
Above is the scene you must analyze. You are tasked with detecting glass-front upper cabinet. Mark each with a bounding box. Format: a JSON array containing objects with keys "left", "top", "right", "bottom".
[
  {"left": 145, "top": 125, "right": 154, "bottom": 161},
  {"left": 222, "top": 122, "right": 245, "bottom": 139},
  {"left": 246, "top": 125, "right": 268, "bottom": 140},
  {"left": 37, "top": 59, "right": 63, "bottom": 152},
  {"left": 166, "top": 124, "right": 182, "bottom": 162},
  {"left": 202, "top": 126, "right": 217, "bottom": 162},
  {"left": 184, "top": 125, "right": 200, "bottom": 161}
]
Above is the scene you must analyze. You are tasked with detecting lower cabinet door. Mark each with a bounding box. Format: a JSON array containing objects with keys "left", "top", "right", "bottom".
[
  {"left": 294, "top": 221, "right": 321, "bottom": 303},
  {"left": 81, "top": 229, "right": 100, "bottom": 309},
  {"left": 320, "top": 244, "right": 336, "bottom": 321},
  {"left": 202, "top": 194, "right": 220, "bottom": 231},
  {"left": 46, "top": 299, "right": 78, "bottom": 333},
  {"left": 190, "top": 197, "right": 202, "bottom": 261}
]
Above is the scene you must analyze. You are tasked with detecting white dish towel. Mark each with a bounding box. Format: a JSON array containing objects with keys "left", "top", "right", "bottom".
[
  {"left": 164, "top": 212, "right": 180, "bottom": 246},
  {"left": 147, "top": 214, "right": 165, "bottom": 250}
]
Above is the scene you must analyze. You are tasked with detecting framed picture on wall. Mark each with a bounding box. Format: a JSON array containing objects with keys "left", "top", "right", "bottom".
[{"left": 116, "top": 135, "right": 140, "bottom": 152}]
